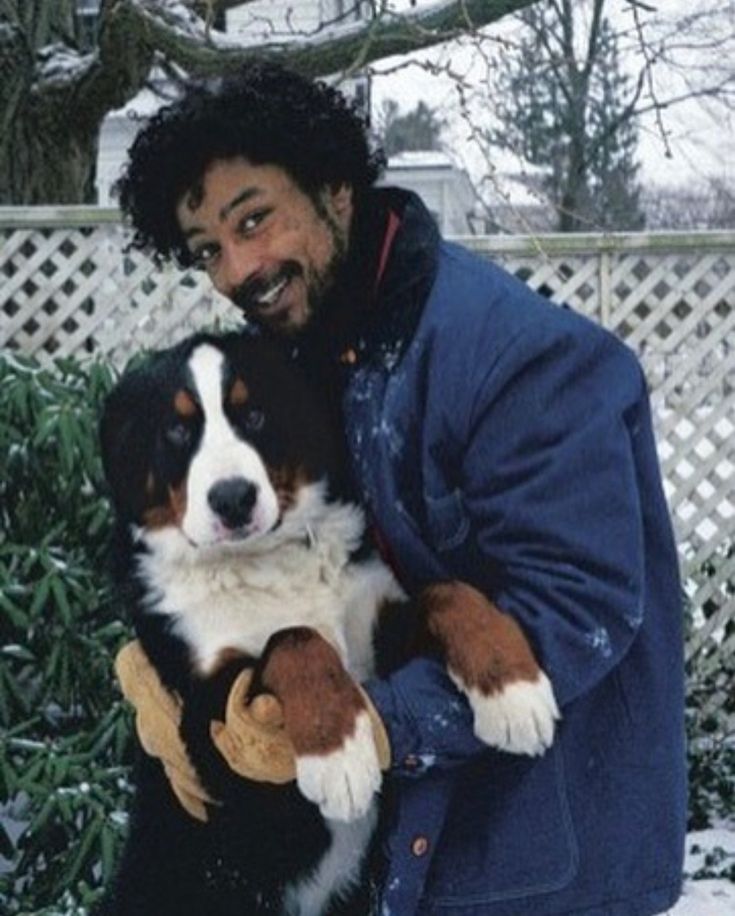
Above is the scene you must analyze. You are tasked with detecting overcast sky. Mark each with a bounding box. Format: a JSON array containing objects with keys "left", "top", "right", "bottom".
[{"left": 369, "top": 0, "right": 734, "bottom": 193}]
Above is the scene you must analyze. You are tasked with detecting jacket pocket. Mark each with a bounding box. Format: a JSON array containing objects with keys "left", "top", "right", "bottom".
[
  {"left": 424, "top": 489, "right": 470, "bottom": 553},
  {"left": 425, "top": 742, "right": 578, "bottom": 908}
]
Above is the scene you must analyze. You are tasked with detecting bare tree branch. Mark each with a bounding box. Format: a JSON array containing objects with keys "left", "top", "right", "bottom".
[
  {"left": 533, "top": 10, "right": 575, "bottom": 108},
  {"left": 70, "top": 0, "right": 156, "bottom": 129},
  {"left": 622, "top": 0, "right": 657, "bottom": 13},
  {"left": 123, "top": 0, "right": 540, "bottom": 78},
  {"left": 582, "top": 0, "right": 605, "bottom": 85}
]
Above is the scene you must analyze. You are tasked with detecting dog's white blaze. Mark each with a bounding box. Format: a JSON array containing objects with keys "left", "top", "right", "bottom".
[
  {"left": 182, "top": 345, "right": 279, "bottom": 545},
  {"left": 450, "top": 670, "right": 560, "bottom": 757}
]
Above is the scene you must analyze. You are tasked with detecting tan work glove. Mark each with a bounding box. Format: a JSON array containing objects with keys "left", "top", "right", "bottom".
[
  {"left": 210, "top": 672, "right": 391, "bottom": 778},
  {"left": 114, "top": 640, "right": 297, "bottom": 822},
  {"left": 115, "top": 640, "right": 215, "bottom": 821},
  {"left": 357, "top": 685, "right": 392, "bottom": 772},
  {"left": 209, "top": 666, "right": 297, "bottom": 784}
]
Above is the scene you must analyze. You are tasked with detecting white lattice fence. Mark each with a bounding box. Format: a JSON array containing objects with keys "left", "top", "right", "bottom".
[
  {"left": 2, "top": 210, "right": 734, "bottom": 677},
  {"left": 0, "top": 209, "right": 234, "bottom": 367}
]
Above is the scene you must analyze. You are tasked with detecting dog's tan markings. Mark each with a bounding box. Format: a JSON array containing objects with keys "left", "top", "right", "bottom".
[
  {"left": 142, "top": 482, "right": 188, "bottom": 530},
  {"left": 228, "top": 378, "right": 249, "bottom": 407},
  {"left": 267, "top": 464, "right": 308, "bottom": 513},
  {"left": 421, "top": 581, "right": 541, "bottom": 695},
  {"left": 169, "top": 481, "right": 187, "bottom": 521},
  {"left": 173, "top": 388, "right": 197, "bottom": 417},
  {"left": 258, "top": 627, "right": 365, "bottom": 756},
  {"left": 145, "top": 472, "right": 156, "bottom": 498}
]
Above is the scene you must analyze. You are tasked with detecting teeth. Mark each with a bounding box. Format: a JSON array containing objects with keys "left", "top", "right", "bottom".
[{"left": 256, "top": 277, "right": 288, "bottom": 306}]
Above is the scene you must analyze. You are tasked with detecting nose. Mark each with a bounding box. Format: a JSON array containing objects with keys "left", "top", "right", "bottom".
[
  {"left": 208, "top": 477, "right": 258, "bottom": 529},
  {"left": 218, "top": 240, "right": 262, "bottom": 300}
]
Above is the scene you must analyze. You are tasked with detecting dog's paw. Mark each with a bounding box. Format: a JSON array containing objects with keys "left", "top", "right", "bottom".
[
  {"left": 295, "top": 712, "right": 381, "bottom": 822},
  {"left": 456, "top": 671, "right": 560, "bottom": 757}
]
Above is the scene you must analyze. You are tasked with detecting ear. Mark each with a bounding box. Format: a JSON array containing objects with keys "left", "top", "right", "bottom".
[
  {"left": 99, "top": 373, "right": 156, "bottom": 522},
  {"left": 328, "top": 182, "right": 353, "bottom": 224}
]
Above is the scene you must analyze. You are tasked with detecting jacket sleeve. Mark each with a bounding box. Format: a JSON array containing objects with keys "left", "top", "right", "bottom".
[
  {"left": 462, "top": 318, "right": 651, "bottom": 706},
  {"left": 364, "top": 314, "right": 654, "bottom": 775},
  {"left": 364, "top": 657, "right": 487, "bottom": 776}
]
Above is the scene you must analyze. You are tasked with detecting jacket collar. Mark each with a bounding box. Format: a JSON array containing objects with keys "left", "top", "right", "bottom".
[
  {"left": 373, "top": 186, "right": 440, "bottom": 306},
  {"left": 368, "top": 186, "right": 440, "bottom": 368},
  {"left": 282, "top": 186, "right": 440, "bottom": 371}
]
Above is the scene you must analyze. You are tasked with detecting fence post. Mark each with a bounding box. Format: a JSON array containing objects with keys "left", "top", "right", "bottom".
[{"left": 599, "top": 249, "right": 612, "bottom": 329}]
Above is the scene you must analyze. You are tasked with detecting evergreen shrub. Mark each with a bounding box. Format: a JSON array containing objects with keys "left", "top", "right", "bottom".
[
  {"left": 0, "top": 353, "right": 132, "bottom": 914},
  {"left": 684, "top": 549, "right": 735, "bottom": 847}
]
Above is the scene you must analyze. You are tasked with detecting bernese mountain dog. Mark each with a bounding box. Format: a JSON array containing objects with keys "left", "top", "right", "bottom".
[{"left": 98, "top": 330, "right": 559, "bottom": 916}]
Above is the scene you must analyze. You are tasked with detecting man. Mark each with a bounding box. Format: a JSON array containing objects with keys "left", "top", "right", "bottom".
[{"left": 114, "top": 61, "right": 686, "bottom": 915}]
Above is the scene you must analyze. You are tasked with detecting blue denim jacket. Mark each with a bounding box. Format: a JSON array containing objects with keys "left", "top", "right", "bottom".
[{"left": 349, "top": 193, "right": 687, "bottom": 915}]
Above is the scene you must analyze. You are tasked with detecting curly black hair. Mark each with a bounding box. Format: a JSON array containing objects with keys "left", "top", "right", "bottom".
[{"left": 116, "top": 60, "right": 386, "bottom": 267}]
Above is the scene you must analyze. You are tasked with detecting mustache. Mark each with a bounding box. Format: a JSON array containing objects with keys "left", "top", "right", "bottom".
[{"left": 231, "top": 263, "right": 302, "bottom": 316}]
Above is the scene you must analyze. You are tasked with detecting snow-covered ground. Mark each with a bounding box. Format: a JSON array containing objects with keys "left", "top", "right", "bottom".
[
  {"left": 672, "top": 880, "right": 735, "bottom": 915},
  {"left": 668, "top": 827, "right": 735, "bottom": 915}
]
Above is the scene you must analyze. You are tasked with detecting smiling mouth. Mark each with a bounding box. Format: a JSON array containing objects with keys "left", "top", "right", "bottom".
[
  {"left": 255, "top": 276, "right": 289, "bottom": 309},
  {"left": 233, "top": 264, "right": 303, "bottom": 320}
]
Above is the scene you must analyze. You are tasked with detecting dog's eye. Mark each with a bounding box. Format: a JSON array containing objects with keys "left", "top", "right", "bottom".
[
  {"left": 165, "top": 422, "right": 192, "bottom": 448},
  {"left": 244, "top": 409, "right": 265, "bottom": 433}
]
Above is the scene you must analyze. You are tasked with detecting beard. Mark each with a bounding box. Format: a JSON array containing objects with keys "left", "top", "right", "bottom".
[{"left": 231, "top": 201, "right": 349, "bottom": 335}]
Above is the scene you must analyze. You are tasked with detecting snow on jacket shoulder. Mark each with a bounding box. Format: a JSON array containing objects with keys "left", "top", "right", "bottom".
[{"left": 351, "top": 233, "right": 687, "bottom": 916}]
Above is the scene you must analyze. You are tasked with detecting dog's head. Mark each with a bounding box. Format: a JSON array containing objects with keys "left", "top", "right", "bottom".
[{"left": 100, "top": 332, "right": 344, "bottom": 551}]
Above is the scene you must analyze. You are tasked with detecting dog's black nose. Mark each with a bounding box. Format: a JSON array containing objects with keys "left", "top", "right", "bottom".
[{"left": 208, "top": 478, "right": 258, "bottom": 528}]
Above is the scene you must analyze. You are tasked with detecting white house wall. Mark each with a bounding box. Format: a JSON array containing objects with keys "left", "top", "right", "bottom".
[{"left": 382, "top": 160, "right": 477, "bottom": 236}]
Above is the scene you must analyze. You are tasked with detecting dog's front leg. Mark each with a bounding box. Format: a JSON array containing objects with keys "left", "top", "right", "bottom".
[
  {"left": 255, "top": 627, "right": 382, "bottom": 822},
  {"left": 418, "top": 581, "right": 560, "bottom": 756}
]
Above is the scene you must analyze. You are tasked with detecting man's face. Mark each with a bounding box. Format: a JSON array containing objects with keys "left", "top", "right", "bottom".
[{"left": 176, "top": 158, "right": 353, "bottom": 335}]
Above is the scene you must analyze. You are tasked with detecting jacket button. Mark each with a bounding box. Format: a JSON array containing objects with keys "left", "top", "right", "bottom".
[
  {"left": 404, "top": 754, "right": 419, "bottom": 769},
  {"left": 411, "top": 835, "right": 429, "bottom": 857}
]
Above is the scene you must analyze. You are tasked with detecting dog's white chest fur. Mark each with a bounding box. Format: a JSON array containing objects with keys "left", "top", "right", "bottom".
[{"left": 135, "top": 485, "right": 401, "bottom": 679}]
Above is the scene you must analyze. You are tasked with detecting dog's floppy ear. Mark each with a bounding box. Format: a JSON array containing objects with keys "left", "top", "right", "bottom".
[{"left": 99, "top": 369, "right": 158, "bottom": 523}]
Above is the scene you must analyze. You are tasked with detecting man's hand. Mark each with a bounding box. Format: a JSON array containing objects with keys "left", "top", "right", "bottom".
[
  {"left": 210, "top": 666, "right": 296, "bottom": 784},
  {"left": 114, "top": 640, "right": 296, "bottom": 822}
]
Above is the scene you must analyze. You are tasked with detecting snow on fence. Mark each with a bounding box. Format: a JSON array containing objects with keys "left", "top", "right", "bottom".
[{"left": 1, "top": 208, "right": 733, "bottom": 708}]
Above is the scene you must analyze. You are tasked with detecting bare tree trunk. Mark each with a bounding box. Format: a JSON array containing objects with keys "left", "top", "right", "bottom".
[
  {"left": 558, "top": 155, "right": 588, "bottom": 231},
  {"left": 1, "top": 115, "right": 99, "bottom": 205},
  {"left": 555, "top": 0, "right": 604, "bottom": 231},
  {"left": 0, "top": 0, "right": 155, "bottom": 203},
  {"left": 558, "top": 73, "right": 590, "bottom": 231}
]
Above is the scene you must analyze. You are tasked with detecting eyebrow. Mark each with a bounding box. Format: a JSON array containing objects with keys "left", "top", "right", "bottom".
[{"left": 182, "top": 186, "right": 264, "bottom": 240}]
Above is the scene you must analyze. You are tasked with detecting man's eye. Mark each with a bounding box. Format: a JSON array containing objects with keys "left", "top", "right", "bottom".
[
  {"left": 237, "top": 210, "right": 269, "bottom": 236},
  {"left": 191, "top": 244, "right": 219, "bottom": 269},
  {"left": 165, "top": 422, "right": 192, "bottom": 448}
]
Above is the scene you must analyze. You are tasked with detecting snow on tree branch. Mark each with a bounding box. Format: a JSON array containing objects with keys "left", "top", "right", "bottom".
[{"left": 121, "top": 0, "right": 540, "bottom": 77}]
